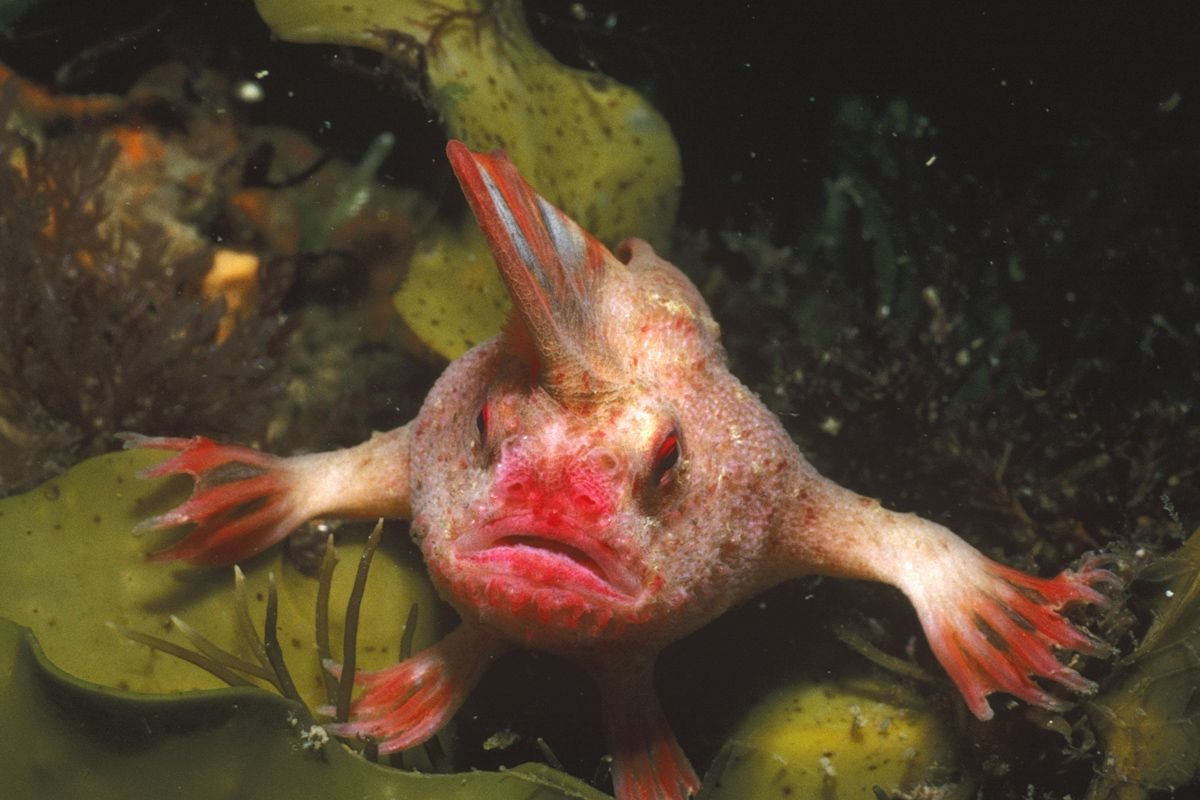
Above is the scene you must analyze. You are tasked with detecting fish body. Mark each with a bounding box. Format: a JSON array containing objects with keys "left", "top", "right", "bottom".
[{"left": 132, "top": 141, "right": 1114, "bottom": 800}]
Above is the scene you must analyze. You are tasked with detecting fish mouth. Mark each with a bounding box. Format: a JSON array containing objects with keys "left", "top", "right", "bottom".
[{"left": 454, "top": 520, "right": 644, "bottom": 602}]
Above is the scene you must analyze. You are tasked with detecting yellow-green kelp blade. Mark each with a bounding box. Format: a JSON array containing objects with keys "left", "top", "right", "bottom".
[
  {"left": 0, "top": 617, "right": 608, "bottom": 800},
  {"left": 1087, "top": 529, "right": 1200, "bottom": 800},
  {"left": 704, "top": 674, "right": 970, "bottom": 800},
  {"left": 0, "top": 448, "right": 441, "bottom": 708},
  {"left": 254, "top": 0, "right": 681, "bottom": 359}
]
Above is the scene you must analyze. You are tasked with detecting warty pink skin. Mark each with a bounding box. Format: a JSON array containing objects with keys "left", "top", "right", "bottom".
[{"left": 131, "top": 140, "right": 1116, "bottom": 800}]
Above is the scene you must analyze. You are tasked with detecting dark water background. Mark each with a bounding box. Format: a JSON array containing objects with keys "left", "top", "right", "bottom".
[{"left": 8, "top": 1, "right": 1196, "bottom": 239}]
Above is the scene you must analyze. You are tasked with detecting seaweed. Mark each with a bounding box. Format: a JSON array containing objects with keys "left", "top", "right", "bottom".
[
  {"left": 0, "top": 447, "right": 444, "bottom": 708},
  {"left": 701, "top": 673, "right": 969, "bottom": 800},
  {"left": 690, "top": 95, "right": 1195, "bottom": 797},
  {"left": 706, "top": 96, "right": 1197, "bottom": 562},
  {"left": 1087, "top": 528, "right": 1200, "bottom": 799},
  {"left": 254, "top": 0, "right": 681, "bottom": 359},
  {"left": 0, "top": 120, "right": 288, "bottom": 496},
  {"left": 0, "top": 616, "right": 610, "bottom": 800}
]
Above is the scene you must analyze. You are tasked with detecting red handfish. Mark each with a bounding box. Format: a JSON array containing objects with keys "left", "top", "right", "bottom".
[{"left": 128, "top": 140, "right": 1115, "bottom": 800}]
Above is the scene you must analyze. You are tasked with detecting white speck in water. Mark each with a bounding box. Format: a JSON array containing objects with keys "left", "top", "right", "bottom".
[{"left": 235, "top": 81, "right": 264, "bottom": 103}]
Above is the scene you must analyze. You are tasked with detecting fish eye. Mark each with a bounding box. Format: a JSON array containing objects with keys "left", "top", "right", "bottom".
[
  {"left": 650, "top": 429, "right": 680, "bottom": 485},
  {"left": 476, "top": 402, "right": 489, "bottom": 442}
]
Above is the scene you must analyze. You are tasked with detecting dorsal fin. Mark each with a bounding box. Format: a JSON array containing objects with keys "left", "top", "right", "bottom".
[{"left": 446, "top": 139, "right": 619, "bottom": 400}]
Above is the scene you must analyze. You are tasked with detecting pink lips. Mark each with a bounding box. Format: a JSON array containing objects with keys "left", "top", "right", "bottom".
[{"left": 454, "top": 517, "right": 644, "bottom": 601}]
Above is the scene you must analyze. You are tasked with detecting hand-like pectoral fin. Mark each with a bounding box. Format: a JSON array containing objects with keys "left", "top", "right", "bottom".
[
  {"left": 909, "top": 553, "right": 1117, "bottom": 719},
  {"left": 126, "top": 425, "right": 413, "bottom": 565}
]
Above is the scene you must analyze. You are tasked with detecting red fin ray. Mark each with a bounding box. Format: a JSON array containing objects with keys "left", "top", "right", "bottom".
[
  {"left": 123, "top": 434, "right": 303, "bottom": 565},
  {"left": 321, "top": 625, "right": 506, "bottom": 754},
  {"left": 446, "top": 140, "right": 618, "bottom": 398},
  {"left": 911, "top": 554, "right": 1117, "bottom": 720},
  {"left": 595, "top": 656, "right": 701, "bottom": 800}
]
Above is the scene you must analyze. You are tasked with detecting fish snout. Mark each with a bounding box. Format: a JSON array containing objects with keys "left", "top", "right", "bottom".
[{"left": 492, "top": 444, "right": 625, "bottom": 524}]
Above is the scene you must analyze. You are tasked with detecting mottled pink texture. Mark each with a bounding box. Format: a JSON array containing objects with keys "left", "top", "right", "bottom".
[{"left": 133, "top": 141, "right": 1116, "bottom": 800}]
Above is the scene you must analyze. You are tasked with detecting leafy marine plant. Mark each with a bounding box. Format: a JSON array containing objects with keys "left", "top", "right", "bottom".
[
  {"left": 0, "top": 57, "right": 443, "bottom": 492},
  {"left": 708, "top": 94, "right": 1197, "bottom": 564},
  {"left": 0, "top": 614, "right": 608, "bottom": 799},
  {"left": 1087, "top": 527, "right": 1200, "bottom": 799},
  {"left": 0, "top": 107, "right": 289, "bottom": 497},
  {"left": 0, "top": 449, "right": 442, "bottom": 703},
  {"left": 252, "top": 0, "right": 682, "bottom": 358},
  {"left": 0, "top": 449, "right": 608, "bottom": 798},
  {"left": 700, "top": 659, "right": 968, "bottom": 800},
  {"left": 115, "top": 521, "right": 445, "bottom": 765}
]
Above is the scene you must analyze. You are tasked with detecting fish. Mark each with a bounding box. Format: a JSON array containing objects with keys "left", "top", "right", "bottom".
[{"left": 127, "top": 139, "right": 1116, "bottom": 800}]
